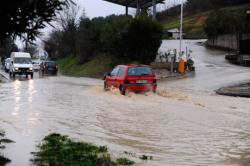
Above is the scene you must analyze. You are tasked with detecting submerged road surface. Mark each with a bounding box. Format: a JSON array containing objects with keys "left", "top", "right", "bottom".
[{"left": 0, "top": 40, "right": 250, "bottom": 166}]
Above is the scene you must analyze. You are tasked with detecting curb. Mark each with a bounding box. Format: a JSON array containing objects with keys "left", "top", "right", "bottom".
[
  {"left": 215, "top": 83, "right": 250, "bottom": 98},
  {"left": 216, "top": 89, "right": 250, "bottom": 98},
  {"left": 0, "top": 70, "right": 9, "bottom": 81},
  {"left": 158, "top": 71, "right": 195, "bottom": 80}
]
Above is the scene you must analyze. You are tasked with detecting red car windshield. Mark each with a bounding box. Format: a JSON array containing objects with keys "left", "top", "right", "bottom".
[{"left": 128, "top": 67, "right": 152, "bottom": 76}]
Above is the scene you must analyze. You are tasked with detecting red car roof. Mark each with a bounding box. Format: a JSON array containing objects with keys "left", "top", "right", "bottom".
[{"left": 119, "top": 64, "right": 150, "bottom": 68}]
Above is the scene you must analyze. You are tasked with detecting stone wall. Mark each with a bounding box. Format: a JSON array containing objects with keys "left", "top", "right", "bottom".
[
  {"left": 206, "top": 34, "right": 239, "bottom": 50},
  {"left": 206, "top": 34, "right": 250, "bottom": 51}
]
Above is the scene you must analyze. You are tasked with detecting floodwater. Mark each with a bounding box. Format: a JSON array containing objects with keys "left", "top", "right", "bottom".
[{"left": 0, "top": 40, "right": 250, "bottom": 166}]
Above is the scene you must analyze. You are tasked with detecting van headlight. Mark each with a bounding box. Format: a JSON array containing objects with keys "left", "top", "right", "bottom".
[
  {"left": 15, "top": 68, "right": 19, "bottom": 71},
  {"left": 29, "top": 68, "right": 33, "bottom": 71}
]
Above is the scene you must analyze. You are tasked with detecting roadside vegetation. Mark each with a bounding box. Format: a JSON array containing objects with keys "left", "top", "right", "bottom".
[
  {"left": 57, "top": 56, "right": 117, "bottom": 78},
  {"left": 31, "top": 133, "right": 134, "bottom": 166},
  {"left": 0, "top": 130, "right": 14, "bottom": 166},
  {"left": 44, "top": 6, "right": 163, "bottom": 77},
  {"left": 204, "top": 4, "right": 250, "bottom": 38},
  {"left": 157, "top": 0, "right": 250, "bottom": 39}
]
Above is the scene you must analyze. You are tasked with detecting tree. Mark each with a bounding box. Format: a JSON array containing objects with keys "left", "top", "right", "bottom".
[
  {"left": 57, "top": 5, "right": 79, "bottom": 58},
  {"left": 0, "top": 0, "right": 71, "bottom": 42},
  {"left": 100, "top": 15, "right": 132, "bottom": 58},
  {"left": 44, "top": 30, "right": 63, "bottom": 59},
  {"left": 23, "top": 44, "right": 38, "bottom": 58},
  {"left": 77, "top": 17, "right": 102, "bottom": 63},
  {"left": 0, "top": 38, "right": 18, "bottom": 63},
  {"left": 126, "top": 17, "right": 163, "bottom": 64},
  {"left": 44, "top": 4, "right": 79, "bottom": 60},
  {"left": 204, "top": 10, "right": 246, "bottom": 38}
]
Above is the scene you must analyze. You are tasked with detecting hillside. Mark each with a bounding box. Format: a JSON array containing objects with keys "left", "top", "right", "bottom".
[{"left": 161, "top": 3, "right": 250, "bottom": 39}]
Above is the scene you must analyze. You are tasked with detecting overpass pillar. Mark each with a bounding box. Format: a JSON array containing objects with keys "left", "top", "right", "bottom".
[{"left": 152, "top": 0, "right": 156, "bottom": 20}]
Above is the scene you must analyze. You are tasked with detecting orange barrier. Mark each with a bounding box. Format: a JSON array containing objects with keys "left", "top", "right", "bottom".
[{"left": 178, "top": 58, "right": 185, "bottom": 74}]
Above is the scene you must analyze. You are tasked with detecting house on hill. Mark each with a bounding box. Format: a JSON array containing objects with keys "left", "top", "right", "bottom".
[{"left": 166, "top": 28, "right": 185, "bottom": 39}]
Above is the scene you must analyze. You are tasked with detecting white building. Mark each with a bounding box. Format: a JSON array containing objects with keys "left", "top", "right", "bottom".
[{"left": 167, "top": 28, "right": 185, "bottom": 39}]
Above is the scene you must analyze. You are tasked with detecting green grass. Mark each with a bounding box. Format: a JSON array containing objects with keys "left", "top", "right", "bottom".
[
  {"left": 116, "top": 158, "right": 135, "bottom": 165},
  {"left": 57, "top": 55, "right": 116, "bottom": 78},
  {"left": 162, "top": 3, "right": 250, "bottom": 39},
  {"left": 162, "top": 13, "right": 208, "bottom": 39},
  {"left": 31, "top": 133, "right": 134, "bottom": 166},
  {"left": 57, "top": 55, "right": 141, "bottom": 78}
]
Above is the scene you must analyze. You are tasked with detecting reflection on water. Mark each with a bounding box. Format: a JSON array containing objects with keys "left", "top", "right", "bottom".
[
  {"left": 13, "top": 80, "right": 21, "bottom": 116},
  {"left": 0, "top": 40, "right": 250, "bottom": 166},
  {"left": 28, "top": 80, "right": 34, "bottom": 103}
]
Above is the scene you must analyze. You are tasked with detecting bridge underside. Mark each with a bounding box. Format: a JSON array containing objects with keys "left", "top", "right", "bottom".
[
  {"left": 103, "top": 0, "right": 164, "bottom": 9},
  {"left": 103, "top": 0, "right": 165, "bottom": 18}
]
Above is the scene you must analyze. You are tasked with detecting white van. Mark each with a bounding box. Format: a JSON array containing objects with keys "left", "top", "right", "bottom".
[{"left": 9, "top": 52, "right": 33, "bottom": 78}]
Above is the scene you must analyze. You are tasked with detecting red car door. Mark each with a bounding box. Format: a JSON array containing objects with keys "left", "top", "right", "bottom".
[
  {"left": 115, "top": 67, "right": 126, "bottom": 88},
  {"left": 106, "top": 67, "right": 119, "bottom": 88}
]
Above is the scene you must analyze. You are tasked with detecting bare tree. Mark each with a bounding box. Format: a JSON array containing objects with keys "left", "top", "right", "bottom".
[{"left": 57, "top": 4, "right": 80, "bottom": 31}]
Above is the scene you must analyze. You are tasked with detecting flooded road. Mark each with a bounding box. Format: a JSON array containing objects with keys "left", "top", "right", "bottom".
[{"left": 1, "top": 40, "right": 250, "bottom": 166}]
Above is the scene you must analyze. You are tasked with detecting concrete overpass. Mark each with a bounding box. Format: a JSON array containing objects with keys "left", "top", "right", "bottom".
[{"left": 103, "top": 0, "right": 165, "bottom": 19}]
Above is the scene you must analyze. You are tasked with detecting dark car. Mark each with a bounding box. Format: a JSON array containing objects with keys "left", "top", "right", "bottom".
[
  {"left": 103, "top": 64, "right": 157, "bottom": 95},
  {"left": 40, "top": 61, "right": 58, "bottom": 75}
]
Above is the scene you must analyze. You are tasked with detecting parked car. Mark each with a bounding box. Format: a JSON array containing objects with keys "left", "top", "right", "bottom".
[
  {"left": 103, "top": 64, "right": 157, "bottom": 95},
  {"left": 4, "top": 58, "right": 11, "bottom": 72},
  {"left": 9, "top": 52, "right": 33, "bottom": 79},
  {"left": 40, "top": 61, "right": 58, "bottom": 75}
]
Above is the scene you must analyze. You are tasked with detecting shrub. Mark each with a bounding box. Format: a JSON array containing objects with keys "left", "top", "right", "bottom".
[
  {"left": 0, "top": 131, "right": 14, "bottom": 166},
  {"left": 100, "top": 16, "right": 163, "bottom": 64},
  {"left": 100, "top": 15, "right": 132, "bottom": 59},
  {"left": 125, "top": 17, "right": 163, "bottom": 64},
  {"left": 31, "top": 133, "right": 134, "bottom": 166}
]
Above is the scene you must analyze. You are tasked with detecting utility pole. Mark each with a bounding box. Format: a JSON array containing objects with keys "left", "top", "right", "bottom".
[
  {"left": 179, "top": 0, "right": 183, "bottom": 55},
  {"left": 125, "top": 6, "right": 128, "bottom": 16}
]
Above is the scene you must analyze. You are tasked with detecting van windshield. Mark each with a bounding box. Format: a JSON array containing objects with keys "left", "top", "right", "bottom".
[
  {"left": 128, "top": 67, "right": 152, "bottom": 76},
  {"left": 14, "top": 58, "right": 32, "bottom": 64}
]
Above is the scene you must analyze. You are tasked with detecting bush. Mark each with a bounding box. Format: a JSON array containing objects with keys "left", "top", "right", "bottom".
[
  {"left": 100, "top": 15, "right": 132, "bottom": 59},
  {"left": 31, "top": 133, "right": 134, "bottom": 166},
  {"left": 0, "top": 131, "right": 14, "bottom": 166},
  {"left": 126, "top": 17, "right": 163, "bottom": 64}
]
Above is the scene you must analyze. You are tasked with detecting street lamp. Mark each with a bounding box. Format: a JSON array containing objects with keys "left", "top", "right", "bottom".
[{"left": 179, "top": 0, "right": 183, "bottom": 55}]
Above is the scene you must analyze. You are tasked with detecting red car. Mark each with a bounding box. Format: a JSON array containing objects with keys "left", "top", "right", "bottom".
[{"left": 103, "top": 64, "right": 157, "bottom": 95}]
